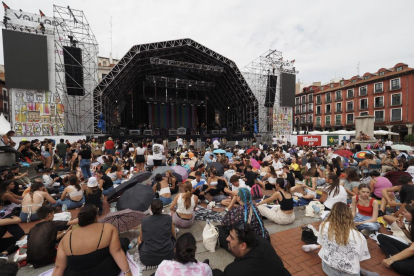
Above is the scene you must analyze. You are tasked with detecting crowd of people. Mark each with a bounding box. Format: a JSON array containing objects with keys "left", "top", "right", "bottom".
[{"left": 1, "top": 131, "right": 414, "bottom": 275}]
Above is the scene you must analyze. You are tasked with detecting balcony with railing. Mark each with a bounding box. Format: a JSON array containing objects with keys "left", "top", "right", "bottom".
[
  {"left": 373, "top": 87, "right": 383, "bottom": 94},
  {"left": 335, "top": 108, "right": 342, "bottom": 114},
  {"left": 325, "top": 122, "right": 331, "bottom": 127},
  {"left": 335, "top": 96, "right": 342, "bottom": 102},
  {"left": 374, "top": 101, "right": 384, "bottom": 108},
  {"left": 375, "top": 117, "right": 384, "bottom": 122},
  {"left": 316, "top": 99, "right": 322, "bottom": 104},
  {"left": 325, "top": 98, "right": 332, "bottom": 103},
  {"left": 335, "top": 121, "right": 342, "bottom": 126},
  {"left": 326, "top": 109, "right": 333, "bottom": 114},
  {"left": 346, "top": 93, "right": 354, "bottom": 99},
  {"left": 360, "top": 105, "right": 368, "bottom": 111},
  {"left": 391, "top": 99, "right": 402, "bottom": 106},
  {"left": 346, "top": 120, "right": 354, "bottom": 125},
  {"left": 315, "top": 110, "right": 322, "bottom": 116},
  {"left": 390, "top": 84, "right": 401, "bottom": 91},
  {"left": 316, "top": 121, "right": 321, "bottom": 127},
  {"left": 346, "top": 107, "right": 354, "bottom": 112},
  {"left": 391, "top": 115, "right": 402, "bottom": 122}
]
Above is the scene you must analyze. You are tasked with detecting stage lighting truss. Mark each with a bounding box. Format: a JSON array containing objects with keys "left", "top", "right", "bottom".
[
  {"left": 145, "top": 75, "right": 215, "bottom": 91},
  {"left": 150, "top": 57, "right": 224, "bottom": 73},
  {"left": 242, "top": 49, "right": 298, "bottom": 136},
  {"left": 95, "top": 38, "right": 259, "bottom": 134},
  {"left": 0, "top": 21, "right": 54, "bottom": 35},
  {"left": 53, "top": 5, "right": 99, "bottom": 135}
]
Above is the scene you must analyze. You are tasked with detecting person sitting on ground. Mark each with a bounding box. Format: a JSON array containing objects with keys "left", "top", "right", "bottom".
[
  {"left": 289, "top": 157, "right": 303, "bottom": 181},
  {"left": 170, "top": 181, "right": 198, "bottom": 229},
  {"left": 205, "top": 169, "right": 228, "bottom": 196},
  {"left": 191, "top": 171, "right": 208, "bottom": 203},
  {"left": 107, "top": 165, "right": 124, "bottom": 185},
  {"left": 165, "top": 170, "right": 178, "bottom": 194},
  {"left": 358, "top": 154, "right": 378, "bottom": 176},
  {"left": 10, "top": 166, "right": 30, "bottom": 194},
  {"left": 257, "top": 178, "right": 295, "bottom": 225},
  {"left": 0, "top": 179, "right": 23, "bottom": 207},
  {"left": 318, "top": 173, "right": 347, "bottom": 211},
  {"left": 53, "top": 176, "right": 84, "bottom": 210},
  {"left": 217, "top": 188, "right": 269, "bottom": 252},
  {"left": 42, "top": 168, "right": 61, "bottom": 192},
  {"left": 0, "top": 216, "right": 25, "bottom": 260},
  {"left": 220, "top": 175, "right": 249, "bottom": 211},
  {"left": 302, "top": 202, "right": 375, "bottom": 276},
  {"left": 281, "top": 165, "right": 296, "bottom": 187},
  {"left": 290, "top": 171, "right": 317, "bottom": 200},
  {"left": 381, "top": 175, "right": 414, "bottom": 222},
  {"left": 257, "top": 166, "right": 278, "bottom": 190},
  {"left": 379, "top": 204, "right": 414, "bottom": 276},
  {"left": 369, "top": 170, "right": 393, "bottom": 200},
  {"left": 95, "top": 169, "right": 114, "bottom": 196},
  {"left": 153, "top": 173, "right": 172, "bottom": 206},
  {"left": 0, "top": 261, "right": 18, "bottom": 276},
  {"left": 26, "top": 205, "right": 78, "bottom": 268},
  {"left": 212, "top": 223, "right": 289, "bottom": 276},
  {"left": 342, "top": 168, "right": 360, "bottom": 204},
  {"left": 351, "top": 184, "right": 380, "bottom": 236},
  {"left": 53, "top": 204, "right": 131, "bottom": 276},
  {"left": 84, "top": 177, "right": 103, "bottom": 215},
  {"left": 243, "top": 165, "right": 258, "bottom": 187},
  {"left": 155, "top": 232, "right": 212, "bottom": 276},
  {"left": 381, "top": 152, "right": 399, "bottom": 173},
  {"left": 138, "top": 199, "right": 176, "bottom": 267},
  {"left": 20, "top": 180, "right": 56, "bottom": 223}
]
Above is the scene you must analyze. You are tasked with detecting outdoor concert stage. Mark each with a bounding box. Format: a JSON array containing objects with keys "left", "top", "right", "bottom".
[{"left": 94, "top": 39, "right": 260, "bottom": 137}]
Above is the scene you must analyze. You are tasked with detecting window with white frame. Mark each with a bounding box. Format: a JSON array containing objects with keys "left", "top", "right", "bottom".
[
  {"left": 359, "top": 86, "right": 367, "bottom": 96},
  {"left": 374, "top": 96, "right": 384, "bottom": 108},
  {"left": 295, "top": 97, "right": 300, "bottom": 105},
  {"left": 347, "top": 89, "right": 354, "bottom": 98},
  {"left": 346, "top": 114, "right": 354, "bottom": 124},
  {"left": 335, "top": 90, "right": 342, "bottom": 100},
  {"left": 360, "top": 99, "right": 368, "bottom": 110},
  {"left": 316, "top": 117, "right": 321, "bottom": 126},
  {"left": 325, "top": 115, "right": 331, "bottom": 125},
  {"left": 302, "top": 104, "right": 306, "bottom": 113},
  {"left": 326, "top": 104, "right": 331, "bottom": 113},
  {"left": 374, "top": 110, "right": 384, "bottom": 122},
  {"left": 391, "top": 108, "right": 402, "bottom": 121},
  {"left": 308, "top": 103, "right": 313, "bottom": 112},
  {"left": 374, "top": 82, "right": 383, "bottom": 93},
  {"left": 364, "top": 76, "right": 370, "bottom": 80},
  {"left": 103, "top": 60, "right": 107, "bottom": 66},
  {"left": 360, "top": 112, "right": 369, "bottom": 116},
  {"left": 308, "top": 94, "right": 313, "bottom": 102},
  {"left": 390, "top": 78, "right": 400, "bottom": 90},
  {"left": 295, "top": 106, "right": 300, "bottom": 114},
  {"left": 379, "top": 71, "right": 385, "bottom": 76},
  {"left": 325, "top": 93, "right": 331, "bottom": 102},
  {"left": 391, "top": 93, "right": 402, "bottom": 106},
  {"left": 340, "top": 80, "right": 344, "bottom": 86},
  {"left": 321, "top": 86, "right": 324, "bottom": 91},
  {"left": 352, "top": 79, "right": 357, "bottom": 83},
  {"left": 330, "top": 83, "right": 334, "bottom": 88},
  {"left": 301, "top": 116, "right": 306, "bottom": 124},
  {"left": 346, "top": 101, "right": 354, "bottom": 111},
  {"left": 301, "top": 96, "right": 306, "bottom": 103},
  {"left": 308, "top": 114, "right": 313, "bottom": 123},
  {"left": 335, "top": 115, "right": 342, "bottom": 125},
  {"left": 396, "top": 66, "right": 403, "bottom": 71},
  {"left": 316, "top": 106, "right": 321, "bottom": 115},
  {"left": 336, "top": 102, "right": 342, "bottom": 112},
  {"left": 316, "top": 95, "right": 321, "bottom": 104}
]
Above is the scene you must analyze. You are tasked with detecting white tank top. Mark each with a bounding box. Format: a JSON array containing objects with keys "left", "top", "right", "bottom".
[
  {"left": 136, "top": 147, "right": 146, "bottom": 155},
  {"left": 268, "top": 177, "right": 277, "bottom": 184},
  {"left": 68, "top": 186, "right": 83, "bottom": 198},
  {"left": 176, "top": 193, "right": 196, "bottom": 214}
]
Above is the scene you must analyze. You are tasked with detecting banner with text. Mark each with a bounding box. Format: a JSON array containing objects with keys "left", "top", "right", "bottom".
[
  {"left": 297, "top": 135, "right": 322, "bottom": 146},
  {"left": 327, "top": 135, "right": 339, "bottom": 146}
]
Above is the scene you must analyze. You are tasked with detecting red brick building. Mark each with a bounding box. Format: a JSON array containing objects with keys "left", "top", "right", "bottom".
[{"left": 294, "top": 63, "right": 414, "bottom": 140}]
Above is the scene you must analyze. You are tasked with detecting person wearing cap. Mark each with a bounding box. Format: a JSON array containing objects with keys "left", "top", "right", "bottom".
[
  {"left": 84, "top": 177, "right": 103, "bottom": 215},
  {"left": 105, "top": 137, "right": 115, "bottom": 156}
]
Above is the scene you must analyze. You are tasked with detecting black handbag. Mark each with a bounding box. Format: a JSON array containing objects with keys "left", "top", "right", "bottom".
[{"left": 301, "top": 226, "right": 318, "bottom": 244}]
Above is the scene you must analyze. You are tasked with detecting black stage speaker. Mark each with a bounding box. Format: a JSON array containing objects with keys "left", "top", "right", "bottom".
[
  {"left": 211, "top": 130, "right": 219, "bottom": 135},
  {"left": 177, "top": 128, "right": 186, "bottom": 135},
  {"left": 264, "top": 75, "right": 277, "bottom": 107},
  {"left": 63, "top": 46, "right": 84, "bottom": 96},
  {"left": 144, "top": 130, "right": 153, "bottom": 135},
  {"left": 280, "top": 73, "right": 296, "bottom": 107},
  {"left": 129, "top": 129, "right": 140, "bottom": 135},
  {"left": 169, "top": 129, "right": 178, "bottom": 136}
]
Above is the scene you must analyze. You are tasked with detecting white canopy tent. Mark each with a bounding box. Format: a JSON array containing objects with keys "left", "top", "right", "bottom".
[
  {"left": 374, "top": 130, "right": 399, "bottom": 136},
  {"left": 0, "top": 113, "right": 11, "bottom": 135}
]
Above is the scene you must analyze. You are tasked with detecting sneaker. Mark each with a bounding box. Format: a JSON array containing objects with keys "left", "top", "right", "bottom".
[
  {"left": 175, "top": 228, "right": 180, "bottom": 235},
  {"left": 361, "top": 229, "right": 374, "bottom": 238},
  {"left": 224, "top": 208, "right": 229, "bottom": 212},
  {"left": 378, "top": 210, "right": 385, "bottom": 217},
  {"left": 203, "top": 259, "right": 210, "bottom": 265},
  {"left": 204, "top": 199, "right": 209, "bottom": 204},
  {"left": 0, "top": 253, "right": 8, "bottom": 260}
]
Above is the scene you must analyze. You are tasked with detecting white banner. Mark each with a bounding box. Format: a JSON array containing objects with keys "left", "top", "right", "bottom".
[{"left": 5, "top": 9, "right": 65, "bottom": 30}]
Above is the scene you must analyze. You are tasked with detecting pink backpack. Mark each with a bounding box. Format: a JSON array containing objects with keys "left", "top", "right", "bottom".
[{"left": 251, "top": 184, "right": 262, "bottom": 199}]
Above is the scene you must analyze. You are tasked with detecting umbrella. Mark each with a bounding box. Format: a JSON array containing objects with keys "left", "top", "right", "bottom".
[
  {"left": 391, "top": 144, "right": 414, "bottom": 151},
  {"left": 263, "top": 155, "right": 273, "bottom": 162},
  {"left": 151, "top": 167, "right": 183, "bottom": 182},
  {"left": 353, "top": 150, "right": 376, "bottom": 159},
  {"left": 99, "top": 209, "right": 145, "bottom": 233},
  {"left": 187, "top": 157, "right": 197, "bottom": 168},
  {"left": 213, "top": 149, "right": 226, "bottom": 154},
  {"left": 171, "top": 165, "right": 189, "bottom": 181},
  {"left": 97, "top": 155, "right": 108, "bottom": 164},
  {"left": 225, "top": 152, "right": 233, "bottom": 158},
  {"left": 246, "top": 148, "right": 256, "bottom": 154},
  {"left": 203, "top": 152, "right": 212, "bottom": 163},
  {"left": 250, "top": 158, "right": 260, "bottom": 169},
  {"left": 334, "top": 150, "right": 353, "bottom": 158},
  {"left": 106, "top": 171, "right": 152, "bottom": 202},
  {"left": 117, "top": 184, "right": 155, "bottom": 212},
  {"left": 206, "top": 162, "right": 224, "bottom": 176}
]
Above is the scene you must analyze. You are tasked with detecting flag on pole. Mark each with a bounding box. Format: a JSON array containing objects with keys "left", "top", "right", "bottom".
[
  {"left": 2, "top": 2, "right": 10, "bottom": 9},
  {"left": 291, "top": 60, "right": 295, "bottom": 63},
  {"left": 39, "top": 10, "right": 45, "bottom": 17}
]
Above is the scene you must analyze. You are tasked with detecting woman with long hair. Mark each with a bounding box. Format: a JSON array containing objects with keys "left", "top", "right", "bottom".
[
  {"left": 257, "top": 166, "right": 278, "bottom": 190},
  {"left": 343, "top": 168, "right": 360, "bottom": 204},
  {"left": 351, "top": 184, "right": 380, "bottom": 236},
  {"left": 302, "top": 202, "right": 372, "bottom": 276},
  {"left": 257, "top": 178, "right": 295, "bottom": 225},
  {"left": 153, "top": 174, "right": 172, "bottom": 206},
  {"left": 133, "top": 141, "right": 146, "bottom": 173},
  {"left": 84, "top": 177, "right": 103, "bottom": 215},
  {"left": 53, "top": 176, "right": 84, "bottom": 210},
  {"left": 318, "top": 173, "right": 347, "bottom": 211},
  {"left": 217, "top": 187, "right": 269, "bottom": 252},
  {"left": 20, "top": 180, "right": 56, "bottom": 222},
  {"left": 165, "top": 170, "right": 178, "bottom": 194},
  {"left": 170, "top": 181, "right": 198, "bottom": 228},
  {"left": 379, "top": 204, "right": 414, "bottom": 276},
  {"left": 0, "top": 180, "right": 22, "bottom": 206},
  {"left": 205, "top": 169, "right": 228, "bottom": 197}
]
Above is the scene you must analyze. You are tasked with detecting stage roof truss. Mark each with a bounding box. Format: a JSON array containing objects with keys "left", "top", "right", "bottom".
[{"left": 150, "top": 57, "right": 224, "bottom": 73}]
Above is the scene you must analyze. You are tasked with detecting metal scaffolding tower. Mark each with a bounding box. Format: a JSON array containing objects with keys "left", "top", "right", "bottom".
[
  {"left": 242, "top": 50, "right": 298, "bottom": 140},
  {"left": 53, "top": 5, "right": 99, "bottom": 135}
]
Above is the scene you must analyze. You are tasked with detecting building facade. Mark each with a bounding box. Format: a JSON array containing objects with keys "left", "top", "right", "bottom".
[
  {"left": 98, "top": 55, "right": 119, "bottom": 82},
  {"left": 0, "top": 77, "right": 10, "bottom": 122},
  {"left": 295, "top": 63, "right": 414, "bottom": 140}
]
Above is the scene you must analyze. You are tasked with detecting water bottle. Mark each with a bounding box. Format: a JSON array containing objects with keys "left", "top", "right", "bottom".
[
  {"left": 62, "top": 204, "right": 67, "bottom": 212},
  {"left": 128, "top": 238, "right": 138, "bottom": 249}
]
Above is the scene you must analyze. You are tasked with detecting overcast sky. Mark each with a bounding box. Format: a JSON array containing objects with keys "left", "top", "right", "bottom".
[{"left": 1, "top": 0, "right": 414, "bottom": 84}]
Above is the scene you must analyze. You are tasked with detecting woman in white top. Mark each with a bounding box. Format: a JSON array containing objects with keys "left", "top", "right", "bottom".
[
  {"left": 153, "top": 173, "right": 172, "bottom": 206},
  {"left": 53, "top": 176, "right": 84, "bottom": 210},
  {"left": 133, "top": 141, "right": 146, "bottom": 173},
  {"left": 20, "top": 180, "right": 56, "bottom": 222},
  {"left": 302, "top": 202, "right": 372, "bottom": 276},
  {"left": 318, "top": 173, "right": 347, "bottom": 211},
  {"left": 170, "top": 182, "right": 198, "bottom": 228},
  {"left": 258, "top": 166, "right": 278, "bottom": 190}
]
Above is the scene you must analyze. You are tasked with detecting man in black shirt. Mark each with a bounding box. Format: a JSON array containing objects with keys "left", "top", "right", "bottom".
[
  {"left": 95, "top": 170, "right": 114, "bottom": 196},
  {"left": 213, "top": 223, "right": 290, "bottom": 276},
  {"left": 244, "top": 165, "right": 257, "bottom": 187}
]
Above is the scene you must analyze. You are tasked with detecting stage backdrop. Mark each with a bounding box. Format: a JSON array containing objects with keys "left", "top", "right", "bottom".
[{"left": 148, "top": 104, "right": 197, "bottom": 129}]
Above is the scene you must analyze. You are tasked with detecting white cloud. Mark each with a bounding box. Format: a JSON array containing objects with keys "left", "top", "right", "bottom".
[{"left": 1, "top": 0, "right": 413, "bottom": 83}]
